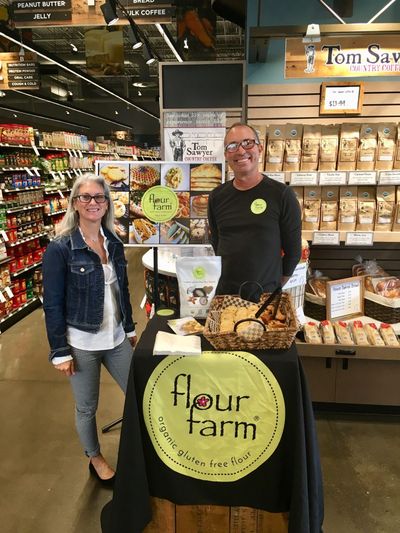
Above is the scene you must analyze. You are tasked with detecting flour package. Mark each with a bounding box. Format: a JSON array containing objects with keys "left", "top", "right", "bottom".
[{"left": 175, "top": 256, "right": 221, "bottom": 318}]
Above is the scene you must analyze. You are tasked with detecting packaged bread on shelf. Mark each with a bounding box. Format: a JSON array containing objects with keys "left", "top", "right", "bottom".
[
  {"left": 379, "top": 323, "right": 400, "bottom": 346},
  {"left": 304, "top": 322, "right": 323, "bottom": 344},
  {"left": 394, "top": 124, "right": 400, "bottom": 169},
  {"left": 350, "top": 320, "right": 370, "bottom": 346},
  {"left": 333, "top": 321, "right": 354, "bottom": 345},
  {"left": 364, "top": 322, "right": 385, "bottom": 346},
  {"left": 320, "top": 320, "right": 335, "bottom": 344}
]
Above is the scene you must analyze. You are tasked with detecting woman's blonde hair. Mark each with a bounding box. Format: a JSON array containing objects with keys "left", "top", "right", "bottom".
[{"left": 56, "top": 173, "right": 116, "bottom": 237}]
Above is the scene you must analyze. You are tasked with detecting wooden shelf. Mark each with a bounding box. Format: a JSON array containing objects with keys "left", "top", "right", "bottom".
[{"left": 302, "top": 230, "right": 400, "bottom": 243}]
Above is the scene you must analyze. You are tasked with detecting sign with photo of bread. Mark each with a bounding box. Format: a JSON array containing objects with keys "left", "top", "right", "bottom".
[{"left": 95, "top": 160, "right": 223, "bottom": 246}]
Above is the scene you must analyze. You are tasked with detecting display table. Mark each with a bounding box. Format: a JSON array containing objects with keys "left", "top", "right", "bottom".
[{"left": 101, "top": 317, "right": 324, "bottom": 533}]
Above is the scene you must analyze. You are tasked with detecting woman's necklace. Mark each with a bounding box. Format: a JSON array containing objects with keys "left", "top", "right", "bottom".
[{"left": 82, "top": 232, "right": 100, "bottom": 243}]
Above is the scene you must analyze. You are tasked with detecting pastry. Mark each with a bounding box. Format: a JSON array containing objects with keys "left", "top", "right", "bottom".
[
  {"left": 130, "top": 165, "right": 159, "bottom": 188},
  {"left": 333, "top": 321, "right": 354, "bottom": 345},
  {"left": 100, "top": 165, "right": 126, "bottom": 183},
  {"left": 351, "top": 321, "right": 370, "bottom": 346},
  {"left": 320, "top": 320, "right": 335, "bottom": 344},
  {"left": 165, "top": 167, "right": 183, "bottom": 189},
  {"left": 379, "top": 324, "right": 399, "bottom": 346},
  {"left": 364, "top": 323, "right": 385, "bottom": 346},
  {"left": 304, "top": 322, "right": 322, "bottom": 344}
]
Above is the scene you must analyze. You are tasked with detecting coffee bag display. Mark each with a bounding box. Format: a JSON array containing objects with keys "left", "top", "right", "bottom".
[
  {"left": 301, "top": 125, "right": 321, "bottom": 171},
  {"left": 356, "top": 124, "right": 377, "bottom": 171},
  {"left": 283, "top": 124, "right": 303, "bottom": 172},
  {"left": 338, "top": 186, "right": 358, "bottom": 231},
  {"left": 337, "top": 124, "right": 360, "bottom": 171},
  {"left": 376, "top": 124, "right": 396, "bottom": 171},
  {"left": 319, "top": 125, "right": 339, "bottom": 171},
  {"left": 264, "top": 125, "right": 285, "bottom": 172}
]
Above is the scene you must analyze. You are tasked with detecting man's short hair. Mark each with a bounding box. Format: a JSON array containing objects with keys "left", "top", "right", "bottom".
[{"left": 225, "top": 122, "right": 260, "bottom": 144}]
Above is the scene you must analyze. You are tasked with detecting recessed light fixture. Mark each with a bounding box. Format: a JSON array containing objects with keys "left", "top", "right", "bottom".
[
  {"left": 184, "top": 38, "right": 189, "bottom": 50},
  {"left": 100, "top": 0, "right": 119, "bottom": 26},
  {"left": 66, "top": 110, "right": 70, "bottom": 114},
  {"left": 68, "top": 90, "right": 73, "bottom": 96},
  {"left": 138, "top": 90, "right": 142, "bottom": 96},
  {"left": 0, "top": 90, "right": 6, "bottom": 97},
  {"left": 115, "top": 110, "right": 119, "bottom": 115},
  {"left": 70, "top": 43, "right": 78, "bottom": 53},
  {"left": 13, "top": 113, "right": 18, "bottom": 117}
]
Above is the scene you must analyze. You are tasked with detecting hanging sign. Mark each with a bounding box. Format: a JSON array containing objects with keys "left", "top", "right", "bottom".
[
  {"left": 0, "top": 52, "right": 40, "bottom": 90},
  {"left": 286, "top": 35, "right": 400, "bottom": 78}
]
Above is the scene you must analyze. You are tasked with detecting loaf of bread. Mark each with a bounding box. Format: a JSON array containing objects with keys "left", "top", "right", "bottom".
[
  {"left": 364, "top": 323, "right": 385, "bottom": 346},
  {"left": 379, "top": 323, "right": 399, "bottom": 346},
  {"left": 320, "top": 320, "right": 335, "bottom": 344},
  {"left": 350, "top": 320, "right": 370, "bottom": 346},
  {"left": 304, "top": 322, "right": 322, "bottom": 344},
  {"left": 333, "top": 321, "right": 354, "bottom": 345}
]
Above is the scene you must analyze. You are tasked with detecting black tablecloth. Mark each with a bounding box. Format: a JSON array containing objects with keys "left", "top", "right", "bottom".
[{"left": 101, "top": 317, "right": 324, "bottom": 533}]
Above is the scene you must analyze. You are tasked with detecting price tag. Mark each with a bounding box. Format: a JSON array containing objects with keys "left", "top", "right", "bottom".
[
  {"left": 50, "top": 171, "right": 57, "bottom": 179},
  {"left": 4, "top": 286, "right": 13, "bottom": 298},
  {"left": 58, "top": 189, "right": 65, "bottom": 198},
  {"left": 78, "top": 150, "right": 83, "bottom": 158},
  {"left": 30, "top": 141, "right": 40, "bottom": 156},
  {"left": 58, "top": 171, "right": 64, "bottom": 179},
  {"left": 312, "top": 231, "right": 340, "bottom": 246},
  {"left": 267, "top": 172, "right": 286, "bottom": 183},
  {"left": 67, "top": 149, "right": 72, "bottom": 156},
  {"left": 24, "top": 167, "right": 34, "bottom": 176},
  {"left": 32, "top": 167, "right": 41, "bottom": 177},
  {"left": 345, "top": 231, "right": 374, "bottom": 246},
  {"left": 319, "top": 172, "right": 347, "bottom": 185},
  {"left": 66, "top": 171, "right": 73, "bottom": 179},
  {"left": 348, "top": 171, "right": 377, "bottom": 185},
  {"left": 73, "top": 169, "right": 79, "bottom": 176},
  {"left": 283, "top": 262, "right": 308, "bottom": 289},
  {"left": 378, "top": 171, "right": 400, "bottom": 185},
  {"left": 290, "top": 172, "right": 318, "bottom": 186},
  {"left": 1, "top": 230, "right": 9, "bottom": 242},
  {"left": 0, "top": 291, "right": 6, "bottom": 303},
  {"left": 77, "top": 169, "right": 83, "bottom": 176},
  {"left": 72, "top": 150, "right": 78, "bottom": 157}
]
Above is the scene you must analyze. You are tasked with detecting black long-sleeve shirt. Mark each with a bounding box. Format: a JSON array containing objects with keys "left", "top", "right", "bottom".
[{"left": 208, "top": 176, "right": 302, "bottom": 300}]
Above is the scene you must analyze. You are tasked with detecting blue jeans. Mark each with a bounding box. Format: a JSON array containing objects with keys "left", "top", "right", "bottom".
[{"left": 69, "top": 337, "right": 133, "bottom": 457}]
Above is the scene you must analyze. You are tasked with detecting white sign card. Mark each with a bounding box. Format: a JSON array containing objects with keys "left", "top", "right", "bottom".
[
  {"left": 290, "top": 172, "right": 318, "bottom": 186},
  {"left": 378, "top": 171, "right": 400, "bottom": 185},
  {"left": 345, "top": 231, "right": 374, "bottom": 246},
  {"left": 348, "top": 171, "right": 377, "bottom": 185},
  {"left": 319, "top": 171, "right": 347, "bottom": 185},
  {"left": 326, "top": 276, "right": 364, "bottom": 320},
  {"left": 312, "top": 231, "right": 340, "bottom": 246}
]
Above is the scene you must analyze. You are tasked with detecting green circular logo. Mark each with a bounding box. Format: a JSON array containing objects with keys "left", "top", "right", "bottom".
[
  {"left": 156, "top": 308, "right": 175, "bottom": 317},
  {"left": 251, "top": 199, "right": 267, "bottom": 215},
  {"left": 142, "top": 186, "right": 178, "bottom": 223},
  {"left": 143, "top": 351, "right": 285, "bottom": 482},
  {"left": 192, "top": 266, "right": 206, "bottom": 280}
]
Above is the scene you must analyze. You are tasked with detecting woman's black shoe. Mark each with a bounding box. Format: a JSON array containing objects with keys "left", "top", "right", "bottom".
[{"left": 89, "top": 461, "right": 115, "bottom": 487}]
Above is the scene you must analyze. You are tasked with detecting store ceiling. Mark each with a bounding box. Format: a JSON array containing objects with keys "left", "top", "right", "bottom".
[{"left": 0, "top": 6, "right": 245, "bottom": 141}]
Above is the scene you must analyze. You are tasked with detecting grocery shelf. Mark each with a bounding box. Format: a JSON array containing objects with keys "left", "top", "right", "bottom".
[
  {"left": 0, "top": 256, "right": 11, "bottom": 266},
  {"left": 0, "top": 296, "right": 41, "bottom": 333},
  {"left": 6, "top": 231, "right": 48, "bottom": 247},
  {"left": 44, "top": 209, "right": 67, "bottom": 217},
  {"left": 302, "top": 230, "right": 400, "bottom": 243},
  {"left": 11, "top": 261, "right": 42, "bottom": 278},
  {"left": 6, "top": 203, "right": 45, "bottom": 213}
]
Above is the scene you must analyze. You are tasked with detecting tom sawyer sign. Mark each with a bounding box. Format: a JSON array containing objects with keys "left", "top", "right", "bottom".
[{"left": 286, "top": 35, "right": 400, "bottom": 78}]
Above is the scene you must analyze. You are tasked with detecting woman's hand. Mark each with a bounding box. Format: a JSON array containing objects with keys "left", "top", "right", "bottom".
[
  {"left": 54, "top": 360, "right": 75, "bottom": 377},
  {"left": 128, "top": 335, "right": 137, "bottom": 348}
]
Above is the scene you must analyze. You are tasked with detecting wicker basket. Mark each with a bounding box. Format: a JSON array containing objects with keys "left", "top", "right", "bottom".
[
  {"left": 203, "top": 292, "right": 299, "bottom": 351},
  {"left": 304, "top": 293, "right": 326, "bottom": 321},
  {"left": 364, "top": 292, "right": 400, "bottom": 324}
]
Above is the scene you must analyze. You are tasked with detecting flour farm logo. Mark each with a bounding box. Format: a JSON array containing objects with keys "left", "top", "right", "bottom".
[{"left": 143, "top": 351, "right": 285, "bottom": 481}]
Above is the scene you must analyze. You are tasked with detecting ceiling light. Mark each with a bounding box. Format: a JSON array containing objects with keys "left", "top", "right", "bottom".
[
  {"left": 14, "top": 90, "right": 135, "bottom": 129},
  {"left": 183, "top": 38, "right": 189, "bottom": 50},
  {"left": 143, "top": 43, "right": 156, "bottom": 65},
  {"left": 127, "top": 23, "right": 143, "bottom": 50},
  {"left": 115, "top": 110, "right": 119, "bottom": 115},
  {"left": 0, "top": 90, "right": 5, "bottom": 97},
  {"left": 0, "top": 105, "right": 89, "bottom": 129},
  {"left": 138, "top": 90, "right": 142, "bottom": 96},
  {"left": 0, "top": 27, "right": 159, "bottom": 122},
  {"left": 70, "top": 43, "right": 78, "bottom": 53},
  {"left": 101, "top": 0, "right": 119, "bottom": 26},
  {"left": 68, "top": 90, "right": 73, "bottom": 96},
  {"left": 66, "top": 110, "right": 70, "bottom": 114},
  {"left": 50, "top": 85, "right": 68, "bottom": 97},
  {"left": 155, "top": 23, "right": 183, "bottom": 62}
]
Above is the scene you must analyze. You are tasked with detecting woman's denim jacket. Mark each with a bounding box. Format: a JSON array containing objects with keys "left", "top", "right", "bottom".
[{"left": 42, "top": 226, "right": 135, "bottom": 360}]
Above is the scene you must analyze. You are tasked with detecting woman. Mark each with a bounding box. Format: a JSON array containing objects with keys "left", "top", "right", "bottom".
[{"left": 42, "top": 173, "right": 137, "bottom": 486}]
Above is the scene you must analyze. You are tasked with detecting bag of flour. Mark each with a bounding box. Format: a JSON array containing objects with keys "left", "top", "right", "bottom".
[{"left": 176, "top": 256, "right": 221, "bottom": 318}]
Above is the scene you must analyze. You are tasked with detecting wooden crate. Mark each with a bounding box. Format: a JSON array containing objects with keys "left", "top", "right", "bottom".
[{"left": 143, "top": 499, "right": 288, "bottom": 533}]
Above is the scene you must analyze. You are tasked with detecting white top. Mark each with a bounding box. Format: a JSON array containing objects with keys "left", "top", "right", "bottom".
[{"left": 52, "top": 229, "right": 135, "bottom": 365}]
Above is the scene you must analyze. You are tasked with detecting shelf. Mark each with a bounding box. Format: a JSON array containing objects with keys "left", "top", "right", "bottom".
[
  {"left": 302, "top": 230, "right": 400, "bottom": 243},
  {"left": 11, "top": 261, "right": 42, "bottom": 278},
  {"left": 6, "top": 231, "right": 47, "bottom": 246},
  {"left": 2, "top": 186, "right": 44, "bottom": 192},
  {"left": 6, "top": 203, "right": 44, "bottom": 213},
  {"left": 1, "top": 166, "right": 40, "bottom": 172},
  {"left": 0, "top": 256, "right": 11, "bottom": 266},
  {"left": 44, "top": 209, "right": 67, "bottom": 217},
  {"left": 6, "top": 218, "right": 44, "bottom": 230},
  {"left": 296, "top": 340, "right": 400, "bottom": 361},
  {"left": 0, "top": 142, "right": 135, "bottom": 158},
  {"left": 0, "top": 297, "right": 41, "bottom": 333},
  {"left": 44, "top": 188, "right": 71, "bottom": 194}
]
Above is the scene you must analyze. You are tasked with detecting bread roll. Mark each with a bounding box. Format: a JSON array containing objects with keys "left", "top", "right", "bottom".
[
  {"left": 364, "top": 323, "right": 385, "bottom": 346},
  {"left": 379, "top": 323, "right": 399, "bottom": 346}
]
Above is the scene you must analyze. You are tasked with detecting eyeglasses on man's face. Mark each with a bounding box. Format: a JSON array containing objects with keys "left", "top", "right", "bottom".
[
  {"left": 224, "top": 138, "right": 260, "bottom": 153},
  {"left": 75, "top": 194, "right": 108, "bottom": 204}
]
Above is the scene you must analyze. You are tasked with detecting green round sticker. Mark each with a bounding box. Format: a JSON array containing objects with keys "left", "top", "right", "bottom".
[
  {"left": 251, "top": 198, "right": 267, "bottom": 215},
  {"left": 156, "top": 308, "right": 175, "bottom": 317},
  {"left": 192, "top": 266, "right": 206, "bottom": 280},
  {"left": 142, "top": 186, "right": 179, "bottom": 223}
]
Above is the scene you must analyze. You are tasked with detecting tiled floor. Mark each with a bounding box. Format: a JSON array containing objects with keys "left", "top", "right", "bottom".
[{"left": 0, "top": 248, "right": 399, "bottom": 533}]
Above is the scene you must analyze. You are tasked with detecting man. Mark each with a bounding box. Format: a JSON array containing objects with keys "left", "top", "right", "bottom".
[
  {"left": 208, "top": 122, "right": 302, "bottom": 301},
  {"left": 170, "top": 129, "right": 186, "bottom": 161}
]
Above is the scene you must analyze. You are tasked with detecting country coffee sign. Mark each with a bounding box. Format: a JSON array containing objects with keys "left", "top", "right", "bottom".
[
  {"left": 0, "top": 52, "right": 40, "bottom": 90},
  {"left": 286, "top": 35, "right": 400, "bottom": 78},
  {"left": 11, "top": 0, "right": 173, "bottom": 27}
]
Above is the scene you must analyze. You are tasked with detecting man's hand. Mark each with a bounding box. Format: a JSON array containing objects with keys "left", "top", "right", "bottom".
[{"left": 54, "top": 360, "right": 75, "bottom": 377}]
